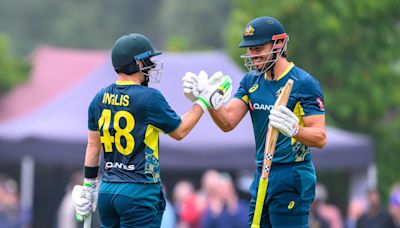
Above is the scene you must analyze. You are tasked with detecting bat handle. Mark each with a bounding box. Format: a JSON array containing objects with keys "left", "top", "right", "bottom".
[{"left": 83, "top": 213, "right": 92, "bottom": 228}]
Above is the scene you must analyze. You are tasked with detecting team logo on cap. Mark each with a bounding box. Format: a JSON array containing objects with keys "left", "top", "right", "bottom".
[{"left": 244, "top": 25, "right": 255, "bottom": 36}]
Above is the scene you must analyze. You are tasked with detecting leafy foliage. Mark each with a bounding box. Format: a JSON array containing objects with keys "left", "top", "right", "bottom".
[
  {"left": 0, "top": 35, "right": 30, "bottom": 94},
  {"left": 226, "top": 0, "right": 400, "bottom": 199},
  {"left": 0, "top": 0, "right": 231, "bottom": 55},
  {"left": 160, "top": 0, "right": 231, "bottom": 51}
]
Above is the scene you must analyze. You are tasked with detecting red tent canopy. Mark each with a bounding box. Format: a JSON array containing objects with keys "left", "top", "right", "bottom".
[{"left": 0, "top": 46, "right": 106, "bottom": 122}]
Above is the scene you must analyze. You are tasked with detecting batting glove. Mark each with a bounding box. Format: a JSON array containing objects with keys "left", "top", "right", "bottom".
[
  {"left": 182, "top": 70, "right": 209, "bottom": 101},
  {"left": 182, "top": 71, "right": 198, "bottom": 102},
  {"left": 269, "top": 105, "right": 299, "bottom": 137},
  {"left": 71, "top": 178, "right": 98, "bottom": 222},
  {"left": 196, "top": 72, "right": 232, "bottom": 111}
]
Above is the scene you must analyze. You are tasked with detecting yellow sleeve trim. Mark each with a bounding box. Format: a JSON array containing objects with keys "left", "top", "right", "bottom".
[
  {"left": 144, "top": 125, "right": 160, "bottom": 159},
  {"left": 242, "top": 95, "right": 249, "bottom": 105}
]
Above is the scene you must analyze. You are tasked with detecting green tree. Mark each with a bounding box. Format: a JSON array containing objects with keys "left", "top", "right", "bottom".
[
  {"left": 0, "top": 0, "right": 164, "bottom": 54},
  {"left": 152, "top": 0, "right": 231, "bottom": 51},
  {"left": 0, "top": 34, "right": 30, "bottom": 94},
  {"left": 0, "top": 0, "right": 231, "bottom": 55},
  {"left": 226, "top": 0, "right": 400, "bottom": 199}
]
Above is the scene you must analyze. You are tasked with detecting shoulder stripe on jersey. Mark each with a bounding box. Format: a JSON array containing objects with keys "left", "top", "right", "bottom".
[
  {"left": 115, "top": 80, "right": 140, "bottom": 85},
  {"left": 144, "top": 125, "right": 161, "bottom": 159},
  {"left": 291, "top": 101, "right": 305, "bottom": 145},
  {"left": 274, "top": 62, "right": 295, "bottom": 81}
]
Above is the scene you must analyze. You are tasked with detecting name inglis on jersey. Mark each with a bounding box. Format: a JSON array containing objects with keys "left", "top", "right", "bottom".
[{"left": 105, "top": 162, "right": 135, "bottom": 171}]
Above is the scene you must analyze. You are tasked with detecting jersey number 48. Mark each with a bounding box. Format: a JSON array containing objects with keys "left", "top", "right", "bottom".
[{"left": 98, "top": 109, "right": 135, "bottom": 155}]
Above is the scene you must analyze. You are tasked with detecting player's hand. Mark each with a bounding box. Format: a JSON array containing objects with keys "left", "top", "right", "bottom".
[
  {"left": 269, "top": 105, "right": 299, "bottom": 137},
  {"left": 208, "top": 71, "right": 232, "bottom": 105},
  {"left": 182, "top": 71, "right": 209, "bottom": 102},
  {"left": 196, "top": 72, "right": 232, "bottom": 111},
  {"left": 71, "top": 178, "right": 98, "bottom": 222},
  {"left": 182, "top": 72, "right": 198, "bottom": 102}
]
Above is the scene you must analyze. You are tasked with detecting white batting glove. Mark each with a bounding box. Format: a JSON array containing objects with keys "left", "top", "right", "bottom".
[
  {"left": 71, "top": 178, "right": 98, "bottom": 222},
  {"left": 196, "top": 73, "right": 232, "bottom": 111},
  {"left": 208, "top": 72, "right": 232, "bottom": 109},
  {"left": 182, "top": 70, "right": 209, "bottom": 102},
  {"left": 269, "top": 105, "right": 299, "bottom": 137},
  {"left": 182, "top": 72, "right": 198, "bottom": 102}
]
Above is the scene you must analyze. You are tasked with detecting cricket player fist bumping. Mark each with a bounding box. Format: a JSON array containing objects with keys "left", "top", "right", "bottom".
[
  {"left": 200, "top": 16, "right": 326, "bottom": 228},
  {"left": 73, "top": 33, "right": 208, "bottom": 227}
]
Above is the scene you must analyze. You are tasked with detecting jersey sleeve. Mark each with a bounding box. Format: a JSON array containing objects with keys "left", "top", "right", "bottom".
[
  {"left": 233, "top": 76, "right": 249, "bottom": 106},
  {"left": 88, "top": 96, "right": 99, "bottom": 131},
  {"left": 147, "top": 90, "right": 181, "bottom": 133},
  {"left": 299, "top": 75, "right": 325, "bottom": 116}
]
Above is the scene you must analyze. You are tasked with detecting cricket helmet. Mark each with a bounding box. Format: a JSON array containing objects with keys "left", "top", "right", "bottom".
[
  {"left": 239, "top": 16, "right": 289, "bottom": 75},
  {"left": 111, "top": 33, "right": 163, "bottom": 84}
]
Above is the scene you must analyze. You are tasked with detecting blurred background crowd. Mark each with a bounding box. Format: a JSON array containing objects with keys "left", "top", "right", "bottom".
[
  {"left": 1, "top": 0, "right": 400, "bottom": 227},
  {"left": 1, "top": 170, "right": 400, "bottom": 228}
]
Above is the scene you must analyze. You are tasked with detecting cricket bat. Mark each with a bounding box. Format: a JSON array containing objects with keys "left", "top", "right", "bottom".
[
  {"left": 84, "top": 213, "right": 92, "bottom": 228},
  {"left": 251, "top": 79, "right": 294, "bottom": 228}
]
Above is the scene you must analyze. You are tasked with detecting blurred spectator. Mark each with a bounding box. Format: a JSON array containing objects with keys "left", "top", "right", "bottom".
[
  {"left": 389, "top": 183, "right": 400, "bottom": 227},
  {"left": 0, "top": 175, "right": 25, "bottom": 228},
  {"left": 173, "top": 180, "right": 203, "bottom": 228},
  {"left": 309, "top": 201, "right": 329, "bottom": 228},
  {"left": 200, "top": 170, "right": 221, "bottom": 216},
  {"left": 312, "top": 183, "right": 343, "bottom": 228},
  {"left": 57, "top": 170, "right": 101, "bottom": 228},
  {"left": 310, "top": 198, "right": 330, "bottom": 228},
  {"left": 356, "top": 188, "right": 395, "bottom": 228},
  {"left": 346, "top": 197, "right": 367, "bottom": 228},
  {"left": 201, "top": 172, "right": 248, "bottom": 228}
]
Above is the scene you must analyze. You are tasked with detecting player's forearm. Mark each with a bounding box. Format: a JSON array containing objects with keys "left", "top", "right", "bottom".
[
  {"left": 84, "top": 142, "right": 102, "bottom": 167},
  {"left": 209, "top": 107, "right": 235, "bottom": 132},
  {"left": 84, "top": 131, "right": 102, "bottom": 167},
  {"left": 293, "top": 126, "right": 326, "bottom": 148},
  {"left": 169, "top": 104, "right": 203, "bottom": 140}
]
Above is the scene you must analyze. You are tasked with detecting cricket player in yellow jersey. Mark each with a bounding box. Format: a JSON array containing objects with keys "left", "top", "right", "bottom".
[{"left": 71, "top": 33, "right": 232, "bottom": 228}]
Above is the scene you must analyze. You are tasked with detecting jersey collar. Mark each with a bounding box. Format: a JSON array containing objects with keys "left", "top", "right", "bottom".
[
  {"left": 264, "top": 62, "right": 295, "bottom": 81},
  {"left": 276, "top": 62, "right": 295, "bottom": 81},
  {"left": 115, "top": 80, "right": 140, "bottom": 85}
]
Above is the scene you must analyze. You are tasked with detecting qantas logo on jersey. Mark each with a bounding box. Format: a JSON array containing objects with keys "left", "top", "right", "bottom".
[
  {"left": 105, "top": 162, "right": 135, "bottom": 171},
  {"left": 249, "top": 99, "right": 273, "bottom": 112}
]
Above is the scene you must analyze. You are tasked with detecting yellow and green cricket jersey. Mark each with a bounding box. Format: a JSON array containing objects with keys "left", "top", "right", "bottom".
[
  {"left": 233, "top": 63, "right": 325, "bottom": 167},
  {"left": 88, "top": 81, "right": 181, "bottom": 184}
]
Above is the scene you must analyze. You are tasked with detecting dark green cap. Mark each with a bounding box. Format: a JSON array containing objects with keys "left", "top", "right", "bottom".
[
  {"left": 111, "top": 33, "right": 161, "bottom": 69},
  {"left": 239, "top": 16, "right": 285, "bottom": 48}
]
